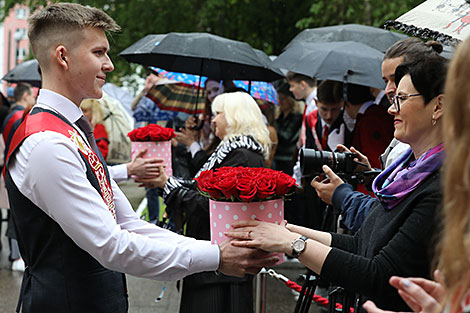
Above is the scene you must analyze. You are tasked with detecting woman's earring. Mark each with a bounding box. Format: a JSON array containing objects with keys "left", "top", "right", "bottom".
[{"left": 432, "top": 119, "right": 437, "bottom": 126}]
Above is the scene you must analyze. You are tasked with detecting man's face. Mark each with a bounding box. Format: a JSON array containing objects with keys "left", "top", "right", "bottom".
[
  {"left": 381, "top": 57, "right": 404, "bottom": 102},
  {"left": 317, "top": 101, "right": 343, "bottom": 125},
  {"left": 23, "top": 90, "right": 36, "bottom": 106},
  {"left": 67, "top": 27, "right": 114, "bottom": 104},
  {"left": 288, "top": 80, "right": 307, "bottom": 100}
]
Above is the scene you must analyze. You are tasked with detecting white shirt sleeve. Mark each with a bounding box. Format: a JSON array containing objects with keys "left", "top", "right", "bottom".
[
  {"left": 9, "top": 131, "right": 219, "bottom": 281},
  {"left": 187, "top": 141, "right": 202, "bottom": 158},
  {"left": 107, "top": 163, "right": 129, "bottom": 183}
]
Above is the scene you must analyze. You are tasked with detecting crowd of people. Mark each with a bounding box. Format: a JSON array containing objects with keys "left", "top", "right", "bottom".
[{"left": 2, "top": 2, "right": 470, "bottom": 313}]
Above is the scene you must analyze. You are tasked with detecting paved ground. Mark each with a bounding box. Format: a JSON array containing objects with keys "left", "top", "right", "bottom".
[{"left": 0, "top": 181, "right": 320, "bottom": 313}]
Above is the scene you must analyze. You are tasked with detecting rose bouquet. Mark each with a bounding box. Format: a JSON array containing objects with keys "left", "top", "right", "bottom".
[
  {"left": 197, "top": 167, "right": 295, "bottom": 263},
  {"left": 127, "top": 124, "right": 176, "bottom": 142},
  {"left": 128, "top": 124, "right": 176, "bottom": 176},
  {"left": 196, "top": 167, "right": 296, "bottom": 202}
]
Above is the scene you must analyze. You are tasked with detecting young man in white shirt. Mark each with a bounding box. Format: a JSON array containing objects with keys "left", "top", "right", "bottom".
[{"left": 4, "top": 3, "right": 277, "bottom": 313}]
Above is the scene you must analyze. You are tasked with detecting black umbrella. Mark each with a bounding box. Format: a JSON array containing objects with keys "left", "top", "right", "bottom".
[
  {"left": 273, "top": 41, "right": 385, "bottom": 89},
  {"left": 285, "top": 24, "right": 408, "bottom": 53},
  {"left": 2, "top": 59, "right": 41, "bottom": 87},
  {"left": 120, "top": 32, "right": 282, "bottom": 82}
]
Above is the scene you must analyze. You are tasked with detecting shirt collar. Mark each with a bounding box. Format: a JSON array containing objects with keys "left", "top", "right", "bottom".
[
  {"left": 305, "top": 89, "right": 317, "bottom": 108},
  {"left": 36, "top": 89, "right": 84, "bottom": 124},
  {"left": 358, "top": 100, "right": 375, "bottom": 115}
]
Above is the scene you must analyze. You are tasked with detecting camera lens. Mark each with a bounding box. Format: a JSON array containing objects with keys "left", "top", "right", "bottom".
[
  {"left": 300, "top": 148, "right": 356, "bottom": 176},
  {"left": 300, "top": 149, "right": 335, "bottom": 176}
]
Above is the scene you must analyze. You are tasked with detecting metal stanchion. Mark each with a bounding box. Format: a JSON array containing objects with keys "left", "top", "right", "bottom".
[{"left": 255, "top": 268, "right": 268, "bottom": 313}]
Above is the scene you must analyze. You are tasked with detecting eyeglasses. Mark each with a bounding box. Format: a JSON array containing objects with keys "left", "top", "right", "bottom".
[{"left": 392, "top": 93, "right": 421, "bottom": 112}]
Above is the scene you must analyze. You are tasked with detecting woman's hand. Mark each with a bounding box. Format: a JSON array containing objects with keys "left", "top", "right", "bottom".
[
  {"left": 310, "top": 165, "right": 344, "bottom": 205},
  {"left": 363, "top": 271, "right": 445, "bottom": 313},
  {"left": 175, "top": 127, "right": 199, "bottom": 147},
  {"left": 336, "top": 144, "right": 372, "bottom": 171},
  {"left": 225, "top": 220, "right": 299, "bottom": 254},
  {"left": 134, "top": 165, "right": 169, "bottom": 189}
]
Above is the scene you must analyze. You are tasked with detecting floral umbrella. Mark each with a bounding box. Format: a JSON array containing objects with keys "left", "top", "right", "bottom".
[{"left": 385, "top": 0, "right": 470, "bottom": 46}]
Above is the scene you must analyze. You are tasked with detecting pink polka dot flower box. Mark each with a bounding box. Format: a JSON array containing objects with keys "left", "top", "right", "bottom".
[
  {"left": 196, "top": 167, "right": 296, "bottom": 263},
  {"left": 128, "top": 124, "right": 176, "bottom": 176}
]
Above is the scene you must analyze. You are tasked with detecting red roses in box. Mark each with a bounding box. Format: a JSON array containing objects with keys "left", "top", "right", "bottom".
[
  {"left": 196, "top": 167, "right": 296, "bottom": 202},
  {"left": 128, "top": 124, "right": 176, "bottom": 142}
]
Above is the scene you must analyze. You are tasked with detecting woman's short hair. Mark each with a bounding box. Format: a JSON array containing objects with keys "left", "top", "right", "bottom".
[
  {"left": 80, "top": 98, "right": 105, "bottom": 126},
  {"left": 395, "top": 55, "right": 448, "bottom": 105},
  {"left": 212, "top": 92, "right": 271, "bottom": 158}
]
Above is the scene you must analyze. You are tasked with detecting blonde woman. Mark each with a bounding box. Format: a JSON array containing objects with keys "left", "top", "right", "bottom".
[
  {"left": 80, "top": 98, "right": 109, "bottom": 159},
  {"left": 137, "top": 92, "right": 271, "bottom": 313},
  {"left": 363, "top": 37, "right": 470, "bottom": 313}
]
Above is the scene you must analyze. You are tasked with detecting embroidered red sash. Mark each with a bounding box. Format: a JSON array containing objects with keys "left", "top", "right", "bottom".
[{"left": 4, "top": 111, "right": 116, "bottom": 219}]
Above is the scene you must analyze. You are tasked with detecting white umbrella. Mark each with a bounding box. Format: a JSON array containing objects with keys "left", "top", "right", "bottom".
[{"left": 386, "top": 0, "right": 470, "bottom": 46}]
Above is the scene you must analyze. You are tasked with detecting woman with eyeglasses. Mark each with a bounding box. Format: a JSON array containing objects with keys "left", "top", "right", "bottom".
[{"left": 226, "top": 54, "right": 448, "bottom": 312}]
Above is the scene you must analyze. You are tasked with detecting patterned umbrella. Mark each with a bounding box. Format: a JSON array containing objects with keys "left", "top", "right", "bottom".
[
  {"left": 385, "top": 0, "right": 470, "bottom": 46},
  {"left": 146, "top": 79, "right": 205, "bottom": 115},
  {"left": 151, "top": 67, "right": 278, "bottom": 105}
]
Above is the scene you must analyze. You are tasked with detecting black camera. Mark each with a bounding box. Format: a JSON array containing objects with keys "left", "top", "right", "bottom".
[{"left": 300, "top": 148, "right": 357, "bottom": 177}]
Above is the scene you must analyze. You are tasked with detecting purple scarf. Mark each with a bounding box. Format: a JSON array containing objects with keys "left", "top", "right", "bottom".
[{"left": 372, "top": 143, "right": 444, "bottom": 210}]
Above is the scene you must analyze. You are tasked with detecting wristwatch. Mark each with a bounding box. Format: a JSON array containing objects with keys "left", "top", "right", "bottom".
[{"left": 291, "top": 235, "right": 308, "bottom": 258}]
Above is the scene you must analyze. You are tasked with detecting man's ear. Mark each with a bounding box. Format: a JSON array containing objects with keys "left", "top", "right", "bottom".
[
  {"left": 55, "top": 45, "right": 69, "bottom": 70},
  {"left": 433, "top": 94, "right": 444, "bottom": 121}
]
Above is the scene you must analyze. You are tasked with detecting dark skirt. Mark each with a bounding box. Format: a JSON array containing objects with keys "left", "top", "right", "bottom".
[{"left": 179, "top": 272, "right": 253, "bottom": 313}]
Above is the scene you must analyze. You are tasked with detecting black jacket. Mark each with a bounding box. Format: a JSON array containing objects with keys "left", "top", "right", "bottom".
[{"left": 321, "top": 171, "right": 442, "bottom": 312}]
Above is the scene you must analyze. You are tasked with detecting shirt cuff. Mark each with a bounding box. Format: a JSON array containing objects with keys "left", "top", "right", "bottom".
[
  {"left": 108, "top": 164, "right": 129, "bottom": 183},
  {"left": 188, "top": 241, "right": 220, "bottom": 274},
  {"left": 188, "top": 142, "right": 202, "bottom": 158}
]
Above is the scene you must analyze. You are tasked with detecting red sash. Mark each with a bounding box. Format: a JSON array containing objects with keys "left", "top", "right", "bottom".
[
  {"left": 3, "top": 110, "right": 24, "bottom": 142},
  {"left": 4, "top": 111, "right": 116, "bottom": 219}
]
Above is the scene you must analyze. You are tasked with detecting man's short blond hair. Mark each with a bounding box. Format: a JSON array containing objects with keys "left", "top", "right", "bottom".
[{"left": 28, "top": 2, "right": 120, "bottom": 67}]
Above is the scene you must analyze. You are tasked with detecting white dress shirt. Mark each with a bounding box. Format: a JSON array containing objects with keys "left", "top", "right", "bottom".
[{"left": 9, "top": 89, "right": 219, "bottom": 281}]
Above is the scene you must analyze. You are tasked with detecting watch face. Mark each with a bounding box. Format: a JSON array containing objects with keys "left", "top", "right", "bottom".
[{"left": 293, "top": 239, "right": 305, "bottom": 252}]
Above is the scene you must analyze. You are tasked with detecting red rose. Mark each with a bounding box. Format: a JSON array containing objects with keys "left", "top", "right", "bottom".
[
  {"left": 255, "top": 174, "right": 276, "bottom": 199},
  {"left": 237, "top": 176, "right": 257, "bottom": 202},
  {"left": 135, "top": 128, "right": 148, "bottom": 141},
  {"left": 217, "top": 172, "right": 238, "bottom": 199},
  {"left": 196, "top": 170, "right": 224, "bottom": 199},
  {"left": 275, "top": 172, "right": 296, "bottom": 196}
]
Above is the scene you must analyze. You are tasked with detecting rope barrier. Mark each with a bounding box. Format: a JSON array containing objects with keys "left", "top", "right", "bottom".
[{"left": 266, "top": 269, "right": 354, "bottom": 313}]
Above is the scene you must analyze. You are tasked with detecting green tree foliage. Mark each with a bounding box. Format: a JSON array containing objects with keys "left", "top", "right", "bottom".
[{"left": 2, "top": 0, "right": 424, "bottom": 83}]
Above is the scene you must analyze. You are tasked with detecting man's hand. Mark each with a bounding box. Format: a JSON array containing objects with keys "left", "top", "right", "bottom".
[
  {"left": 218, "top": 239, "right": 279, "bottom": 277},
  {"left": 310, "top": 165, "right": 344, "bottom": 205},
  {"left": 126, "top": 149, "right": 162, "bottom": 178},
  {"left": 134, "top": 165, "right": 169, "bottom": 189}
]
